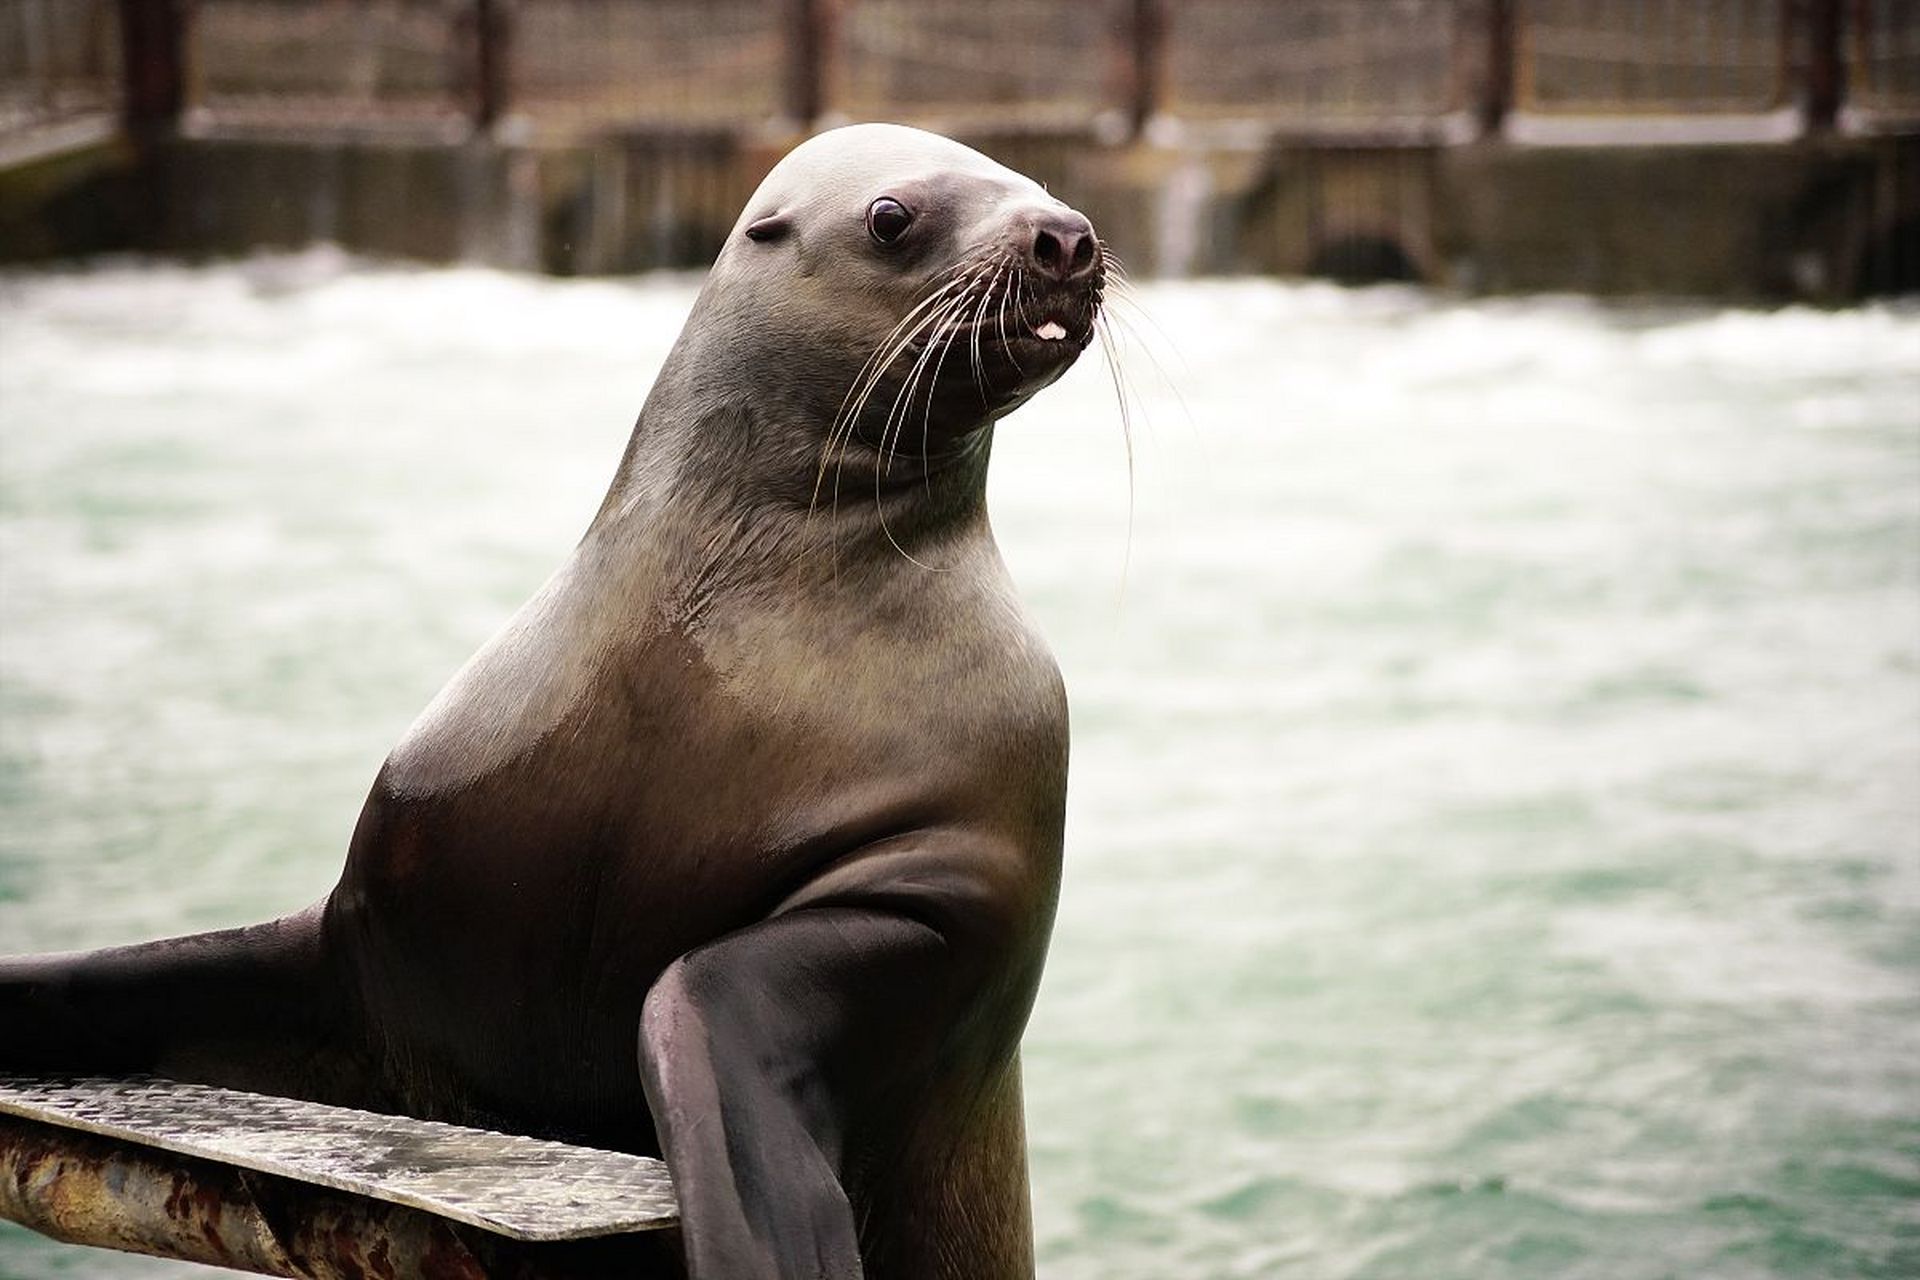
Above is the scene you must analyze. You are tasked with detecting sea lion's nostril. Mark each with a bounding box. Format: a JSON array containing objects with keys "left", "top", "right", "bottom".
[
  {"left": 1034, "top": 229, "right": 1063, "bottom": 273},
  {"left": 1024, "top": 210, "right": 1098, "bottom": 283},
  {"left": 1070, "top": 235, "right": 1095, "bottom": 275}
]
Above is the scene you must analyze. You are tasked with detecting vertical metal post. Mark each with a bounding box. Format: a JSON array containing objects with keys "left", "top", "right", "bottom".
[
  {"left": 117, "top": 0, "right": 185, "bottom": 138},
  {"left": 1803, "top": 0, "right": 1843, "bottom": 132},
  {"left": 786, "top": 0, "right": 828, "bottom": 129},
  {"left": 1130, "top": 0, "right": 1166, "bottom": 139},
  {"left": 1479, "top": 0, "right": 1515, "bottom": 136},
  {"left": 24, "top": 0, "right": 50, "bottom": 115},
  {"left": 475, "top": 0, "right": 509, "bottom": 130}
]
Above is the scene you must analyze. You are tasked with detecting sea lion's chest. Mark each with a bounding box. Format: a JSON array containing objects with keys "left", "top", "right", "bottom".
[
  {"left": 344, "top": 555, "right": 1039, "bottom": 952},
  {"left": 328, "top": 551, "right": 1051, "bottom": 1115}
]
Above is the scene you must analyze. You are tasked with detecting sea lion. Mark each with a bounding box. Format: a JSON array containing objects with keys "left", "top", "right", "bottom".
[{"left": 1, "top": 122, "right": 1106, "bottom": 1280}]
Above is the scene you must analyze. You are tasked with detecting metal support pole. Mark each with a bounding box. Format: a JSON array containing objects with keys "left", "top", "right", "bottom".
[
  {"left": 1479, "top": 0, "right": 1515, "bottom": 137},
  {"left": 1130, "top": 0, "right": 1165, "bottom": 140},
  {"left": 786, "top": 0, "right": 828, "bottom": 130},
  {"left": 1803, "top": 0, "right": 1844, "bottom": 132},
  {"left": 117, "top": 0, "right": 185, "bottom": 139},
  {"left": 474, "top": 0, "right": 510, "bottom": 131}
]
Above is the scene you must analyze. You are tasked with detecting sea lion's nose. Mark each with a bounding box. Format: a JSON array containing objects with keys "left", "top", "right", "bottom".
[{"left": 1023, "top": 208, "right": 1099, "bottom": 283}]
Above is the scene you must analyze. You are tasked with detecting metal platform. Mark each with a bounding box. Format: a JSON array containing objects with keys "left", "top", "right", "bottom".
[{"left": 0, "top": 1076, "right": 677, "bottom": 1242}]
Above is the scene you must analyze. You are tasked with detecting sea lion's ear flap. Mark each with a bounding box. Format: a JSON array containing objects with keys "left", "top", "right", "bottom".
[{"left": 744, "top": 212, "right": 791, "bottom": 244}]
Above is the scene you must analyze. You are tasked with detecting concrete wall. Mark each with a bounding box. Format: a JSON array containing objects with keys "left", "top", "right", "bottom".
[{"left": 3, "top": 126, "right": 1915, "bottom": 301}]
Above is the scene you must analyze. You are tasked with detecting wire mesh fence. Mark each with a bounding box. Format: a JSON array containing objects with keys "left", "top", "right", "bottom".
[
  {"left": 1517, "top": 0, "right": 1793, "bottom": 115},
  {"left": 18, "top": 0, "right": 1907, "bottom": 142},
  {"left": 188, "top": 0, "right": 473, "bottom": 130},
  {"left": 510, "top": 0, "right": 787, "bottom": 133},
  {"left": 831, "top": 0, "right": 1131, "bottom": 131},
  {"left": 1847, "top": 0, "right": 1920, "bottom": 126},
  {"left": 0, "top": 0, "right": 120, "bottom": 137},
  {"left": 1162, "top": 0, "right": 1473, "bottom": 133}
]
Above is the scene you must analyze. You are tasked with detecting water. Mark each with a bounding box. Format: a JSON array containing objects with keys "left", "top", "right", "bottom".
[{"left": 1, "top": 255, "right": 1915, "bottom": 1280}]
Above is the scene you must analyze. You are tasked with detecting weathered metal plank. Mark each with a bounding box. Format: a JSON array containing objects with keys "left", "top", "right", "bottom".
[
  {"left": 1, "top": 1112, "right": 481, "bottom": 1279},
  {"left": 0, "top": 1113, "right": 685, "bottom": 1279},
  {"left": 0, "top": 1077, "right": 677, "bottom": 1242}
]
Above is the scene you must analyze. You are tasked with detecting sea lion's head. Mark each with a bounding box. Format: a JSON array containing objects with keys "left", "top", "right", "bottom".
[{"left": 693, "top": 124, "right": 1106, "bottom": 461}]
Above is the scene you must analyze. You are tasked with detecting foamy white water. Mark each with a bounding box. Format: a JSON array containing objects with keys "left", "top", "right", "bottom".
[{"left": 1, "top": 255, "right": 1916, "bottom": 1279}]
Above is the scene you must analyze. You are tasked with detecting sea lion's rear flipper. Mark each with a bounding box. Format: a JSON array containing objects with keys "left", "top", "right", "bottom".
[{"left": 0, "top": 903, "right": 370, "bottom": 1103}]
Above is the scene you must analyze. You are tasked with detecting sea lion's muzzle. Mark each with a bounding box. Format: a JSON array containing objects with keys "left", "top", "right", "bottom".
[
  {"left": 1022, "top": 207, "right": 1101, "bottom": 285},
  {"left": 829, "top": 178, "right": 1108, "bottom": 439},
  {"left": 964, "top": 200, "right": 1105, "bottom": 359}
]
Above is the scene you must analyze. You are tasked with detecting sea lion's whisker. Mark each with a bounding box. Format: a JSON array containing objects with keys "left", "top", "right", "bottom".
[
  {"left": 822, "top": 306, "right": 955, "bottom": 529},
  {"left": 910, "top": 283, "right": 984, "bottom": 496},
  {"left": 835, "top": 276, "right": 970, "bottom": 419},
  {"left": 813, "top": 277, "right": 974, "bottom": 514},
  {"left": 875, "top": 285, "right": 977, "bottom": 459},
  {"left": 834, "top": 285, "right": 974, "bottom": 528},
  {"left": 966, "top": 262, "right": 1006, "bottom": 401},
  {"left": 877, "top": 289, "right": 972, "bottom": 481},
  {"left": 1010, "top": 267, "right": 1042, "bottom": 348},
  {"left": 1093, "top": 313, "right": 1139, "bottom": 605},
  {"left": 871, "top": 291, "right": 975, "bottom": 569},
  {"left": 838, "top": 257, "right": 993, "bottom": 432},
  {"left": 1094, "top": 315, "right": 1138, "bottom": 500},
  {"left": 890, "top": 286, "right": 981, "bottom": 482},
  {"left": 1097, "top": 298, "right": 1189, "bottom": 430},
  {"left": 994, "top": 268, "right": 1019, "bottom": 373},
  {"left": 868, "top": 258, "right": 995, "bottom": 459}
]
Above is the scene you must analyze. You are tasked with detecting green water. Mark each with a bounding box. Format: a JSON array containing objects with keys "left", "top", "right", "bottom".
[{"left": 1, "top": 257, "right": 1915, "bottom": 1278}]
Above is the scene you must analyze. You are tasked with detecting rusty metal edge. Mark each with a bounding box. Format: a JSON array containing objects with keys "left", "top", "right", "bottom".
[{"left": 0, "top": 1114, "right": 685, "bottom": 1280}]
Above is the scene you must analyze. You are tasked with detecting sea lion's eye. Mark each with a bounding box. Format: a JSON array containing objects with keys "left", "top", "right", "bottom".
[{"left": 867, "top": 198, "right": 914, "bottom": 245}]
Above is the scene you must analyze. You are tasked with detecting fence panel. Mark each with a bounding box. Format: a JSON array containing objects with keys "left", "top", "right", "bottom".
[
  {"left": 1160, "top": 0, "right": 1473, "bottom": 137},
  {"left": 510, "top": 0, "right": 788, "bottom": 135},
  {"left": 829, "top": 0, "right": 1132, "bottom": 131},
  {"left": 188, "top": 0, "right": 472, "bottom": 130},
  {"left": 1846, "top": 0, "right": 1920, "bottom": 129},
  {"left": 1516, "top": 0, "right": 1792, "bottom": 115},
  {"left": 0, "top": 0, "right": 120, "bottom": 137}
]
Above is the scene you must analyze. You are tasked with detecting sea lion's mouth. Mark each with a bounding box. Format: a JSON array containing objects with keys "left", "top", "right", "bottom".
[
  {"left": 952, "top": 275, "right": 1103, "bottom": 361},
  {"left": 1013, "top": 296, "right": 1100, "bottom": 347},
  {"left": 830, "top": 248, "right": 1105, "bottom": 448},
  {"left": 912, "top": 274, "right": 1102, "bottom": 415}
]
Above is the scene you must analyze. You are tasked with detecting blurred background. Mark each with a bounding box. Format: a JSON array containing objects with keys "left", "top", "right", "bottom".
[
  {"left": 1, "top": 0, "right": 1917, "bottom": 292},
  {"left": 1, "top": 3, "right": 1917, "bottom": 1280}
]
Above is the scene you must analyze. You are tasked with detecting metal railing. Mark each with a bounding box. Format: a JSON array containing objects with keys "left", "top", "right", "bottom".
[{"left": 9, "top": 0, "right": 1916, "bottom": 147}]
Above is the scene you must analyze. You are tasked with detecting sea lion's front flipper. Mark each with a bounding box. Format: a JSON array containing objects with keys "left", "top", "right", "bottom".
[
  {"left": 639, "top": 906, "right": 946, "bottom": 1279},
  {"left": 0, "top": 903, "right": 373, "bottom": 1104},
  {"left": 639, "top": 832, "right": 1039, "bottom": 1280}
]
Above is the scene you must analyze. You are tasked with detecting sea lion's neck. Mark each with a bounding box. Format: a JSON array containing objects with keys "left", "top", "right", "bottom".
[{"left": 589, "top": 343, "right": 996, "bottom": 564}]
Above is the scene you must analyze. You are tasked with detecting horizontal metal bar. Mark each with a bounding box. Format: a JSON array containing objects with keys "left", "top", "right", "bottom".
[
  {"left": 0, "top": 1112, "right": 684, "bottom": 1279},
  {"left": 0, "top": 1076, "right": 676, "bottom": 1241}
]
